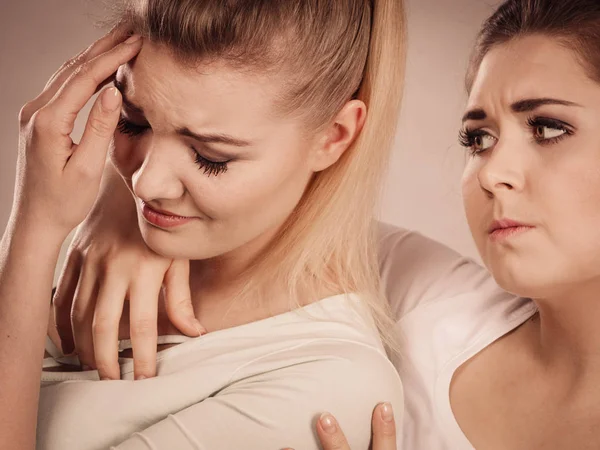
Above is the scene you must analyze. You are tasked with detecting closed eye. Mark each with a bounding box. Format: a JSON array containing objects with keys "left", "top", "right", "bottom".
[
  {"left": 117, "top": 117, "right": 230, "bottom": 176},
  {"left": 117, "top": 117, "right": 148, "bottom": 137}
]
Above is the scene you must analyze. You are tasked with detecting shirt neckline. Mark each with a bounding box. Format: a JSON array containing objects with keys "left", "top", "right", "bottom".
[
  {"left": 43, "top": 292, "right": 365, "bottom": 379},
  {"left": 434, "top": 300, "right": 538, "bottom": 449}
]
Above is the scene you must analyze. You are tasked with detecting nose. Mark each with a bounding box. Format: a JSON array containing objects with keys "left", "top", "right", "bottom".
[
  {"left": 132, "top": 140, "right": 186, "bottom": 202},
  {"left": 477, "top": 140, "right": 526, "bottom": 197}
]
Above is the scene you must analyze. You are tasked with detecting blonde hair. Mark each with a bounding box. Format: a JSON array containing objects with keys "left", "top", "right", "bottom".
[{"left": 109, "top": 0, "right": 407, "bottom": 352}]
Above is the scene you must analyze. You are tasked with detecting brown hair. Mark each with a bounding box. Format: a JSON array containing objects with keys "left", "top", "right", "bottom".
[
  {"left": 107, "top": 0, "right": 407, "bottom": 351},
  {"left": 466, "top": 0, "right": 600, "bottom": 93}
]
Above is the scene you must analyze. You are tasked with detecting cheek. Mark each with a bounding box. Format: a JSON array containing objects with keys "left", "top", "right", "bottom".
[
  {"left": 461, "top": 161, "right": 485, "bottom": 228},
  {"left": 543, "top": 166, "right": 600, "bottom": 260},
  {"left": 185, "top": 150, "right": 313, "bottom": 223}
]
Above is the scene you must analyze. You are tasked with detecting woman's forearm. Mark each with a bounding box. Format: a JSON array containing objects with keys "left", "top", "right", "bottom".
[{"left": 0, "top": 218, "right": 65, "bottom": 450}]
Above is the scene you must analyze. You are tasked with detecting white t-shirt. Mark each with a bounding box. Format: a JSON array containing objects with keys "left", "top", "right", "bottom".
[
  {"left": 38, "top": 293, "right": 404, "bottom": 449},
  {"left": 377, "top": 223, "right": 537, "bottom": 449}
]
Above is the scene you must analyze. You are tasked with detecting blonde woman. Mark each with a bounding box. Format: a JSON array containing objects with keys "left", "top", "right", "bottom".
[{"left": 0, "top": 1, "right": 407, "bottom": 449}]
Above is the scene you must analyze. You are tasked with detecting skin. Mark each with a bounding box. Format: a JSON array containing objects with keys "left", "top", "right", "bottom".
[{"left": 452, "top": 34, "right": 600, "bottom": 449}]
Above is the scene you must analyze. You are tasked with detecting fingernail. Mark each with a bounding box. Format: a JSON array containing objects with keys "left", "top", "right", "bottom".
[
  {"left": 100, "top": 377, "right": 112, "bottom": 381},
  {"left": 81, "top": 364, "right": 92, "bottom": 371},
  {"left": 136, "top": 375, "right": 146, "bottom": 381},
  {"left": 101, "top": 87, "right": 121, "bottom": 112},
  {"left": 124, "top": 34, "right": 142, "bottom": 44},
  {"left": 320, "top": 413, "right": 337, "bottom": 435},
  {"left": 380, "top": 402, "right": 394, "bottom": 423}
]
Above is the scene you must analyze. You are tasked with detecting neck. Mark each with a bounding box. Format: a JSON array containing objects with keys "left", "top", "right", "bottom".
[
  {"left": 532, "top": 279, "right": 600, "bottom": 382},
  {"left": 186, "top": 224, "right": 316, "bottom": 331}
]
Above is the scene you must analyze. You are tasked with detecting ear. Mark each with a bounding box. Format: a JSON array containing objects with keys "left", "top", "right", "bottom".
[{"left": 310, "top": 100, "right": 367, "bottom": 172}]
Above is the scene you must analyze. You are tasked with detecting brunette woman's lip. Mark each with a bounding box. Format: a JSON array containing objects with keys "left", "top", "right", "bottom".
[
  {"left": 488, "top": 218, "right": 535, "bottom": 243},
  {"left": 489, "top": 225, "right": 535, "bottom": 242},
  {"left": 141, "top": 202, "right": 194, "bottom": 229}
]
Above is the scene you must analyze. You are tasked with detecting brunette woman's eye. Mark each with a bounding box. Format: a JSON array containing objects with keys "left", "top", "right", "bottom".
[
  {"left": 458, "top": 128, "right": 497, "bottom": 155},
  {"left": 117, "top": 117, "right": 149, "bottom": 137},
  {"left": 532, "top": 126, "right": 565, "bottom": 140},
  {"left": 527, "top": 117, "right": 573, "bottom": 145}
]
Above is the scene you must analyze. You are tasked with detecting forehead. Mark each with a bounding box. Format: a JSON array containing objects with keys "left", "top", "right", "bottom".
[
  {"left": 467, "top": 35, "right": 600, "bottom": 111},
  {"left": 116, "top": 41, "right": 281, "bottom": 132}
]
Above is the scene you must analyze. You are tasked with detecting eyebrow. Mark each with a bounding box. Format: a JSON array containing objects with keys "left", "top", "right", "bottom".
[
  {"left": 177, "top": 127, "right": 251, "bottom": 147},
  {"left": 461, "top": 98, "right": 582, "bottom": 123},
  {"left": 461, "top": 109, "right": 487, "bottom": 122},
  {"left": 113, "top": 78, "right": 252, "bottom": 148}
]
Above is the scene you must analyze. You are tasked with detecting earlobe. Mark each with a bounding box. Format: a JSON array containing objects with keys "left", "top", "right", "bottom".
[{"left": 311, "top": 100, "right": 367, "bottom": 172}]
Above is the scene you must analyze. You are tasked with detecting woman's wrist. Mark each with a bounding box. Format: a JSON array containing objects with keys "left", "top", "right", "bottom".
[{"left": 3, "top": 214, "right": 67, "bottom": 261}]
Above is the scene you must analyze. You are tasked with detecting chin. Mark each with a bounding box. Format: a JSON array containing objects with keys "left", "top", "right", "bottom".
[
  {"left": 486, "top": 259, "right": 570, "bottom": 300},
  {"left": 138, "top": 221, "right": 236, "bottom": 261},
  {"left": 491, "top": 274, "right": 539, "bottom": 299},
  {"left": 141, "top": 232, "right": 191, "bottom": 259}
]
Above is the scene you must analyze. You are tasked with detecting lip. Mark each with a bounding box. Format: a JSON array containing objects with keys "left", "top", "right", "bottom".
[
  {"left": 141, "top": 202, "right": 195, "bottom": 229},
  {"left": 488, "top": 218, "right": 535, "bottom": 242}
]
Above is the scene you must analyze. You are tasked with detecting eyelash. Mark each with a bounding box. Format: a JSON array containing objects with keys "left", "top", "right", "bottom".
[
  {"left": 458, "top": 116, "right": 574, "bottom": 156},
  {"left": 116, "top": 117, "right": 229, "bottom": 176},
  {"left": 458, "top": 128, "right": 488, "bottom": 156}
]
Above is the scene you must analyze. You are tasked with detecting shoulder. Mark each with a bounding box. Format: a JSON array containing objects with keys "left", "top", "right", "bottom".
[
  {"left": 376, "top": 221, "right": 493, "bottom": 319},
  {"left": 228, "top": 338, "right": 404, "bottom": 449}
]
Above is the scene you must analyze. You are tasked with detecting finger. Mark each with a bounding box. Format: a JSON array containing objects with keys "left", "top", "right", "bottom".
[
  {"left": 92, "top": 274, "right": 129, "bottom": 380},
  {"left": 371, "top": 403, "right": 397, "bottom": 450},
  {"left": 66, "top": 87, "right": 122, "bottom": 180},
  {"left": 44, "top": 24, "right": 129, "bottom": 91},
  {"left": 45, "top": 35, "right": 142, "bottom": 136},
  {"left": 129, "top": 270, "right": 162, "bottom": 380},
  {"left": 53, "top": 250, "right": 83, "bottom": 355},
  {"left": 20, "top": 25, "right": 130, "bottom": 125},
  {"left": 316, "top": 413, "right": 350, "bottom": 450},
  {"left": 164, "top": 260, "right": 205, "bottom": 337},
  {"left": 71, "top": 260, "right": 100, "bottom": 369}
]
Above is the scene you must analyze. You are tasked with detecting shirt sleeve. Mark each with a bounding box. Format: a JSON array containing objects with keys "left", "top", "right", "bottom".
[
  {"left": 377, "top": 222, "right": 492, "bottom": 321},
  {"left": 111, "top": 341, "right": 404, "bottom": 450}
]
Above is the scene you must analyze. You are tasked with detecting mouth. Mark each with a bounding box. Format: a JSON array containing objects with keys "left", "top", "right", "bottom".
[
  {"left": 488, "top": 218, "right": 535, "bottom": 242},
  {"left": 140, "top": 201, "right": 195, "bottom": 229}
]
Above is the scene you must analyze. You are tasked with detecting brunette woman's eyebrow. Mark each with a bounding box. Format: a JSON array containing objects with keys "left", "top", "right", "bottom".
[
  {"left": 462, "top": 98, "right": 582, "bottom": 123},
  {"left": 462, "top": 109, "right": 487, "bottom": 123},
  {"left": 510, "top": 98, "right": 581, "bottom": 113}
]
